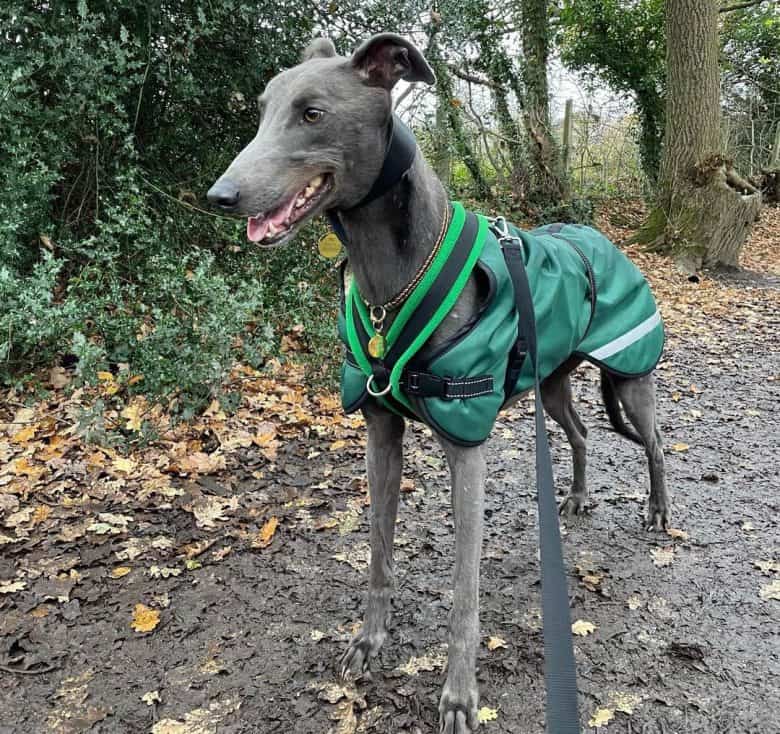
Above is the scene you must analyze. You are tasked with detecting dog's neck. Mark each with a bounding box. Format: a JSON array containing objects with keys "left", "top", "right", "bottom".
[{"left": 338, "top": 154, "right": 448, "bottom": 307}]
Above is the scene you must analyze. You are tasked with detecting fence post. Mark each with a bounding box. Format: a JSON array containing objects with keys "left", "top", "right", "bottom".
[
  {"left": 771, "top": 120, "right": 780, "bottom": 168},
  {"left": 562, "top": 99, "right": 573, "bottom": 173}
]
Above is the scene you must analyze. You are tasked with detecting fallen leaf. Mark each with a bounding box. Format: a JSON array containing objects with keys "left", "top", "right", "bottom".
[
  {"left": 191, "top": 495, "right": 236, "bottom": 528},
  {"left": 31, "top": 505, "right": 51, "bottom": 526},
  {"left": 179, "top": 451, "right": 226, "bottom": 475},
  {"left": 141, "top": 690, "right": 161, "bottom": 706},
  {"left": 329, "top": 439, "right": 347, "bottom": 451},
  {"left": 609, "top": 691, "right": 642, "bottom": 714},
  {"left": 759, "top": 580, "right": 780, "bottom": 601},
  {"left": 131, "top": 603, "right": 160, "bottom": 633},
  {"left": 49, "top": 366, "right": 71, "bottom": 388},
  {"left": 151, "top": 696, "right": 240, "bottom": 734},
  {"left": 111, "top": 566, "right": 132, "bottom": 579},
  {"left": 487, "top": 636, "right": 507, "bottom": 651},
  {"left": 88, "top": 522, "right": 121, "bottom": 535},
  {"left": 400, "top": 478, "right": 415, "bottom": 492},
  {"left": 477, "top": 706, "right": 498, "bottom": 723},
  {"left": 754, "top": 560, "right": 780, "bottom": 575},
  {"left": 571, "top": 619, "right": 596, "bottom": 636},
  {"left": 651, "top": 546, "right": 675, "bottom": 567},
  {"left": 253, "top": 516, "right": 279, "bottom": 548},
  {"left": 671, "top": 443, "right": 689, "bottom": 453},
  {"left": 0, "top": 580, "right": 26, "bottom": 594},
  {"left": 148, "top": 565, "right": 181, "bottom": 579},
  {"left": 332, "top": 542, "right": 370, "bottom": 572},
  {"left": 394, "top": 649, "right": 447, "bottom": 675},
  {"left": 666, "top": 527, "right": 688, "bottom": 540},
  {"left": 113, "top": 456, "right": 137, "bottom": 474},
  {"left": 121, "top": 403, "right": 143, "bottom": 432},
  {"left": 11, "top": 425, "right": 37, "bottom": 443},
  {"left": 589, "top": 707, "right": 615, "bottom": 728},
  {"left": 627, "top": 595, "right": 643, "bottom": 610}
]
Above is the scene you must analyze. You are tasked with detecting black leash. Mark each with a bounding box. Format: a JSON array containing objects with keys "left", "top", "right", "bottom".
[{"left": 497, "top": 220, "right": 581, "bottom": 734}]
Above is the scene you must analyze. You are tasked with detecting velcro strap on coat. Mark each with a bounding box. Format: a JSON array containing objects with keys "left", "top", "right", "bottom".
[{"left": 401, "top": 371, "right": 494, "bottom": 400}]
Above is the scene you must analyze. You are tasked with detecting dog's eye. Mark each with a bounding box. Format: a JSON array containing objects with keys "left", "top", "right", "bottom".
[{"left": 303, "top": 107, "right": 324, "bottom": 124}]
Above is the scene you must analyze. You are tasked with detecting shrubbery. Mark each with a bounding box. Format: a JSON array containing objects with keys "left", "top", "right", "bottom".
[{"left": 0, "top": 2, "right": 341, "bottom": 414}]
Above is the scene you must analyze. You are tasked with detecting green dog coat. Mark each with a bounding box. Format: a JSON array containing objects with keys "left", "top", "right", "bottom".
[{"left": 338, "top": 202, "right": 664, "bottom": 445}]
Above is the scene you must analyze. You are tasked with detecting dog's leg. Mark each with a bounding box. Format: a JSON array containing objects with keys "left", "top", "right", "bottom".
[
  {"left": 341, "top": 404, "right": 404, "bottom": 677},
  {"left": 541, "top": 371, "right": 588, "bottom": 516},
  {"left": 613, "top": 373, "right": 670, "bottom": 530},
  {"left": 437, "top": 437, "right": 486, "bottom": 734}
]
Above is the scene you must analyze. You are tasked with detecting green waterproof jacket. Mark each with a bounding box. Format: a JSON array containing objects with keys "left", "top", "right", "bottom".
[{"left": 338, "top": 202, "right": 664, "bottom": 446}]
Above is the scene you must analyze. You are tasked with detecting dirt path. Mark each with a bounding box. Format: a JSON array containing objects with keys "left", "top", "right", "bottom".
[{"left": 2, "top": 217, "right": 779, "bottom": 733}]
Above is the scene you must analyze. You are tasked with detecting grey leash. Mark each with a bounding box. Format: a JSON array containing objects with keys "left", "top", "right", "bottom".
[{"left": 493, "top": 217, "right": 581, "bottom": 734}]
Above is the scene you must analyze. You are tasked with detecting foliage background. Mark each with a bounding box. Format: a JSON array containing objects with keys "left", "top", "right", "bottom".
[{"left": 2, "top": 1, "right": 777, "bottom": 420}]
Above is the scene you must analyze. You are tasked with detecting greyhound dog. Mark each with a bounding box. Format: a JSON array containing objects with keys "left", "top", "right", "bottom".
[{"left": 208, "top": 33, "right": 668, "bottom": 733}]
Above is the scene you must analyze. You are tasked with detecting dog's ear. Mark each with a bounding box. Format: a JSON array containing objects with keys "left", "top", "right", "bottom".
[
  {"left": 301, "top": 38, "right": 337, "bottom": 62},
  {"left": 351, "top": 33, "right": 436, "bottom": 89}
]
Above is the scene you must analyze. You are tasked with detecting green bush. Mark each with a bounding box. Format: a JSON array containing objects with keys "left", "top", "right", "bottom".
[{"left": 0, "top": 2, "right": 340, "bottom": 413}]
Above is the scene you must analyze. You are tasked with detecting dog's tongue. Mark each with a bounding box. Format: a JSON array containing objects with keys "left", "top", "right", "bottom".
[
  {"left": 247, "top": 216, "right": 268, "bottom": 243},
  {"left": 246, "top": 195, "right": 299, "bottom": 243}
]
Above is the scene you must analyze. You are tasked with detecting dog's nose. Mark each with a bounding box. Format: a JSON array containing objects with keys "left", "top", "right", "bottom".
[{"left": 207, "top": 178, "right": 240, "bottom": 209}]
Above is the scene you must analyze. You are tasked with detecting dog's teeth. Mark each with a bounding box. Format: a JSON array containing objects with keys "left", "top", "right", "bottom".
[
  {"left": 267, "top": 222, "right": 278, "bottom": 235},
  {"left": 304, "top": 186, "right": 314, "bottom": 197},
  {"left": 296, "top": 196, "right": 306, "bottom": 207},
  {"left": 310, "top": 175, "right": 323, "bottom": 188}
]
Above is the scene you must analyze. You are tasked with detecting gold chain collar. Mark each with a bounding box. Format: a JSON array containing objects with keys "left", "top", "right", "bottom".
[{"left": 365, "top": 204, "right": 451, "bottom": 326}]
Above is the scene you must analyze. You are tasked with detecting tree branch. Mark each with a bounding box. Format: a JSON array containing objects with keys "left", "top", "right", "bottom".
[
  {"left": 446, "top": 64, "right": 500, "bottom": 90},
  {"left": 719, "top": 0, "right": 776, "bottom": 13}
]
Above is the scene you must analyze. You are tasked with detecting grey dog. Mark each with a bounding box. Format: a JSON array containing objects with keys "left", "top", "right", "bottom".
[{"left": 208, "top": 33, "right": 669, "bottom": 734}]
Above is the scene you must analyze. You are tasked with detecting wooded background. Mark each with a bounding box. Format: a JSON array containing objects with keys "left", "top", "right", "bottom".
[{"left": 2, "top": 0, "right": 778, "bottom": 419}]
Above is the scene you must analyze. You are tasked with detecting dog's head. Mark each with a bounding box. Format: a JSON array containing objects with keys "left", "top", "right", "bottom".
[{"left": 207, "top": 33, "right": 435, "bottom": 247}]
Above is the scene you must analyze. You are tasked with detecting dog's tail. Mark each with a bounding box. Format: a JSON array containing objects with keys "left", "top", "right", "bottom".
[{"left": 600, "top": 370, "right": 643, "bottom": 445}]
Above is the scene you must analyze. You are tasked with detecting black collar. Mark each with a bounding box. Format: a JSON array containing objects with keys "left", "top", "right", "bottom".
[{"left": 327, "top": 115, "right": 417, "bottom": 243}]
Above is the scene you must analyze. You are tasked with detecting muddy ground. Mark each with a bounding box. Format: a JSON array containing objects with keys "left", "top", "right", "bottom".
[{"left": 1, "top": 250, "right": 779, "bottom": 733}]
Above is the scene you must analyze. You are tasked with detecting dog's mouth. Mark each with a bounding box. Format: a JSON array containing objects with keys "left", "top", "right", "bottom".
[{"left": 246, "top": 174, "right": 333, "bottom": 245}]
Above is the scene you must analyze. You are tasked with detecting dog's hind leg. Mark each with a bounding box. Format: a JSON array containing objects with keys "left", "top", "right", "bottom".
[
  {"left": 541, "top": 370, "right": 589, "bottom": 517},
  {"left": 612, "top": 373, "right": 670, "bottom": 531},
  {"left": 341, "top": 404, "right": 404, "bottom": 677},
  {"left": 436, "top": 437, "right": 486, "bottom": 734}
]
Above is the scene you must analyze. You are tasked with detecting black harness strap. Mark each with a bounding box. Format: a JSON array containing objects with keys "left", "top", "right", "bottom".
[
  {"left": 384, "top": 211, "right": 480, "bottom": 366},
  {"left": 502, "top": 240, "right": 581, "bottom": 734},
  {"left": 400, "top": 371, "right": 493, "bottom": 399}
]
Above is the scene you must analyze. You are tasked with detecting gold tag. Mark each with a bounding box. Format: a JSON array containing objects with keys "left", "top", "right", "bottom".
[
  {"left": 318, "top": 232, "right": 342, "bottom": 258},
  {"left": 368, "top": 334, "right": 386, "bottom": 359}
]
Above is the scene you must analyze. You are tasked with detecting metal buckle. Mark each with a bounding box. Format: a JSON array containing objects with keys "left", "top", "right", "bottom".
[
  {"left": 489, "top": 215, "right": 522, "bottom": 247},
  {"left": 407, "top": 372, "right": 420, "bottom": 392},
  {"left": 366, "top": 374, "right": 392, "bottom": 397}
]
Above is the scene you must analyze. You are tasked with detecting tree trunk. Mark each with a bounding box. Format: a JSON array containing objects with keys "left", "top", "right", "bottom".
[
  {"left": 432, "top": 56, "right": 490, "bottom": 200},
  {"left": 635, "top": 88, "right": 663, "bottom": 184},
  {"left": 520, "top": 0, "right": 566, "bottom": 206},
  {"left": 432, "top": 93, "right": 452, "bottom": 186},
  {"left": 481, "top": 44, "right": 530, "bottom": 203},
  {"left": 639, "top": 0, "right": 761, "bottom": 270}
]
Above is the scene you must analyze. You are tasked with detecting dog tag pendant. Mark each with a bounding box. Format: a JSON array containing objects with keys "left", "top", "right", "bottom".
[
  {"left": 318, "top": 232, "right": 342, "bottom": 258},
  {"left": 368, "top": 334, "right": 386, "bottom": 358}
]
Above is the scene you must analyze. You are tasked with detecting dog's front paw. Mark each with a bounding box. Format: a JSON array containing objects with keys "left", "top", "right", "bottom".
[
  {"left": 646, "top": 498, "right": 671, "bottom": 532},
  {"left": 559, "top": 492, "right": 587, "bottom": 517},
  {"left": 439, "top": 678, "right": 479, "bottom": 733},
  {"left": 340, "top": 627, "right": 386, "bottom": 679}
]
